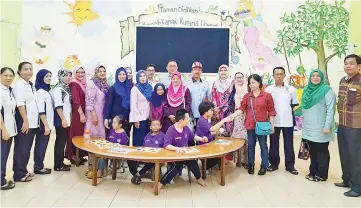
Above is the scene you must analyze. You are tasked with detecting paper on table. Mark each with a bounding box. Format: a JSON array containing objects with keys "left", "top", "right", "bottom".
[
  {"left": 215, "top": 139, "right": 233, "bottom": 145},
  {"left": 108, "top": 146, "right": 135, "bottom": 154},
  {"left": 184, "top": 147, "right": 200, "bottom": 153}
]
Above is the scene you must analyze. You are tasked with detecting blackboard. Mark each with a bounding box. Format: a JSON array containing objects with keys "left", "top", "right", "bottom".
[{"left": 135, "top": 27, "right": 230, "bottom": 73}]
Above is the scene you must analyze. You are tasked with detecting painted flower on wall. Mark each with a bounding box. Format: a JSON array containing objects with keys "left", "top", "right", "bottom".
[{"left": 231, "top": 55, "right": 240, "bottom": 64}]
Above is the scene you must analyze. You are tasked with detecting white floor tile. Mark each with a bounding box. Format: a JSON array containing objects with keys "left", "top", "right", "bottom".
[
  {"left": 81, "top": 199, "right": 112, "bottom": 207},
  {"left": 26, "top": 197, "right": 59, "bottom": 207}
]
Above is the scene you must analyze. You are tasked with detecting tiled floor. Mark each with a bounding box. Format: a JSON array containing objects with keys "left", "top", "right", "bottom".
[{"left": 1, "top": 134, "right": 360, "bottom": 207}]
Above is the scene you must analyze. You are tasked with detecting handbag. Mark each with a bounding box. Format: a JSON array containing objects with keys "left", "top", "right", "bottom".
[
  {"left": 249, "top": 96, "right": 272, "bottom": 136},
  {"left": 298, "top": 139, "right": 310, "bottom": 160}
]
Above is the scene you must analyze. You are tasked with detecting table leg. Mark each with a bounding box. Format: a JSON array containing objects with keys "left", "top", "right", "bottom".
[
  {"left": 202, "top": 159, "right": 206, "bottom": 179},
  {"left": 76, "top": 148, "right": 80, "bottom": 167},
  {"left": 220, "top": 156, "right": 225, "bottom": 186},
  {"left": 112, "top": 159, "right": 117, "bottom": 180},
  {"left": 92, "top": 154, "right": 98, "bottom": 186},
  {"left": 154, "top": 161, "right": 160, "bottom": 196}
]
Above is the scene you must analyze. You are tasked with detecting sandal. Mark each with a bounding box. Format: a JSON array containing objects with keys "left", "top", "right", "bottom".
[
  {"left": 1, "top": 180, "right": 15, "bottom": 190},
  {"left": 54, "top": 166, "right": 71, "bottom": 171},
  {"left": 86, "top": 171, "right": 103, "bottom": 179},
  {"left": 305, "top": 174, "right": 317, "bottom": 181},
  {"left": 15, "top": 174, "right": 33, "bottom": 182},
  {"left": 34, "top": 168, "right": 51, "bottom": 175},
  {"left": 266, "top": 166, "right": 279, "bottom": 172},
  {"left": 315, "top": 176, "right": 327, "bottom": 181},
  {"left": 286, "top": 168, "right": 299, "bottom": 175},
  {"left": 131, "top": 175, "right": 141, "bottom": 185}
]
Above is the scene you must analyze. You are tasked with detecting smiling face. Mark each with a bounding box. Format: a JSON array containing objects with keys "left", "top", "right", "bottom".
[
  {"left": 63, "top": 73, "right": 72, "bottom": 84},
  {"left": 65, "top": 0, "right": 99, "bottom": 27},
  {"left": 311, "top": 72, "right": 321, "bottom": 85},
  {"left": 118, "top": 71, "right": 126, "bottom": 83},
  {"left": 166, "top": 61, "right": 178, "bottom": 75},
  {"left": 97, "top": 67, "right": 107, "bottom": 79},
  {"left": 192, "top": 67, "right": 202, "bottom": 80},
  {"left": 344, "top": 57, "right": 361, "bottom": 77},
  {"left": 75, "top": 67, "right": 85, "bottom": 80},
  {"left": 1, "top": 69, "right": 15, "bottom": 87},
  {"left": 139, "top": 72, "right": 147, "bottom": 84},
  {"left": 146, "top": 66, "right": 155, "bottom": 79},
  {"left": 249, "top": 77, "right": 261, "bottom": 91},
  {"left": 235, "top": 73, "right": 244, "bottom": 86},
  {"left": 126, "top": 68, "right": 133, "bottom": 80},
  {"left": 19, "top": 63, "right": 33, "bottom": 81},
  {"left": 43, "top": 73, "right": 52, "bottom": 85},
  {"left": 171, "top": 75, "right": 181, "bottom": 86},
  {"left": 219, "top": 67, "right": 228, "bottom": 79},
  {"left": 156, "top": 85, "right": 165, "bottom": 96}
]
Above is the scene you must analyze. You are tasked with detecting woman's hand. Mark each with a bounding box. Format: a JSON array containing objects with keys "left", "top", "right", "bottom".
[
  {"left": 44, "top": 126, "right": 51, "bottom": 136},
  {"left": 91, "top": 112, "right": 98, "bottom": 126},
  {"left": 135, "top": 122, "right": 140, "bottom": 128},
  {"left": 271, "top": 126, "right": 275, "bottom": 134},
  {"left": 104, "top": 120, "right": 110, "bottom": 129},
  {"left": 80, "top": 114, "right": 86, "bottom": 123},
  {"left": 1, "top": 129, "right": 10, "bottom": 140},
  {"left": 62, "top": 119, "right": 68, "bottom": 128},
  {"left": 323, "top": 128, "right": 331, "bottom": 134},
  {"left": 21, "top": 120, "right": 29, "bottom": 134},
  {"left": 169, "top": 115, "right": 176, "bottom": 123}
]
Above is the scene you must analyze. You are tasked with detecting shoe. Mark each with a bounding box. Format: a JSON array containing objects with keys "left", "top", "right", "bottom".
[
  {"left": 335, "top": 182, "right": 350, "bottom": 188},
  {"left": 34, "top": 168, "right": 51, "bottom": 175},
  {"left": 305, "top": 174, "right": 317, "bottom": 181},
  {"left": 248, "top": 165, "right": 254, "bottom": 175},
  {"left": 286, "top": 168, "right": 299, "bottom": 175},
  {"left": 266, "top": 165, "right": 278, "bottom": 172},
  {"left": 70, "top": 159, "right": 85, "bottom": 165},
  {"left": 1, "top": 180, "right": 15, "bottom": 190},
  {"left": 314, "top": 175, "right": 327, "bottom": 182},
  {"left": 63, "top": 164, "right": 71, "bottom": 168},
  {"left": 258, "top": 167, "right": 266, "bottom": 176},
  {"left": 344, "top": 190, "right": 361, "bottom": 197},
  {"left": 54, "top": 166, "right": 71, "bottom": 171}
]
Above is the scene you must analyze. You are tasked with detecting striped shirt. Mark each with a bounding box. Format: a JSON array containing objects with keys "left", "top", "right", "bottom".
[{"left": 337, "top": 73, "right": 361, "bottom": 128}]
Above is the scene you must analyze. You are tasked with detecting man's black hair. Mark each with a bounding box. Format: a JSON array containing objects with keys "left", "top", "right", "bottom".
[
  {"left": 167, "top": 59, "right": 178, "bottom": 65},
  {"left": 344, "top": 54, "right": 361, "bottom": 65},
  {"left": 273, "top": 67, "right": 286, "bottom": 75},
  {"left": 175, "top": 109, "right": 188, "bottom": 122},
  {"left": 198, "top": 101, "right": 215, "bottom": 116},
  {"left": 146, "top": 64, "right": 156, "bottom": 70}
]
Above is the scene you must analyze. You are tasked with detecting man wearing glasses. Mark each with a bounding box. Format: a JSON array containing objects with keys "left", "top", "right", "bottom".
[
  {"left": 145, "top": 64, "right": 158, "bottom": 89},
  {"left": 159, "top": 60, "right": 178, "bottom": 88}
]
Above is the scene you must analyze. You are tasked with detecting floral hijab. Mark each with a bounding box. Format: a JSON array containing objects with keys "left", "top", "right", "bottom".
[
  {"left": 91, "top": 65, "right": 109, "bottom": 94},
  {"left": 55, "top": 69, "right": 72, "bottom": 102},
  {"left": 214, "top": 65, "right": 233, "bottom": 93}
]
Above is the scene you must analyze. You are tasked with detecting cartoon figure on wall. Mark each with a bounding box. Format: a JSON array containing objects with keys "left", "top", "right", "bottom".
[
  {"left": 34, "top": 26, "right": 55, "bottom": 49},
  {"left": 59, "top": 55, "right": 101, "bottom": 79}
]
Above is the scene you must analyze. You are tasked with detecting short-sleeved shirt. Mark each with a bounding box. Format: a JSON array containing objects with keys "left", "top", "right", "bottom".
[
  {"left": 107, "top": 129, "right": 129, "bottom": 145},
  {"left": 265, "top": 84, "right": 298, "bottom": 127},
  {"left": 337, "top": 73, "right": 361, "bottom": 128},
  {"left": 159, "top": 74, "right": 172, "bottom": 89},
  {"left": 143, "top": 132, "right": 165, "bottom": 148},
  {"left": 52, "top": 86, "right": 72, "bottom": 127},
  {"left": 164, "top": 125, "right": 195, "bottom": 147},
  {"left": 0, "top": 84, "right": 17, "bottom": 137},
  {"left": 37, "top": 89, "right": 54, "bottom": 129},
  {"left": 238, "top": 91, "right": 276, "bottom": 130},
  {"left": 195, "top": 116, "right": 213, "bottom": 145},
  {"left": 13, "top": 78, "right": 39, "bottom": 128},
  {"left": 185, "top": 78, "right": 211, "bottom": 118}
]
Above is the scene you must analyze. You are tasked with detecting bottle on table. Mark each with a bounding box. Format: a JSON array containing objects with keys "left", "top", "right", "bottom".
[{"left": 84, "top": 129, "right": 90, "bottom": 144}]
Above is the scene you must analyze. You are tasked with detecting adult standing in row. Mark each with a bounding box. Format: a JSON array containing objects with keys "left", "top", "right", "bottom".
[
  {"left": 13, "top": 62, "right": 38, "bottom": 182},
  {"left": 302, "top": 69, "right": 336, "bottom": 182},
  {"left": 162, "top": 72, "right": 191, "bottom": 133},
  {"left": 159, "top": 60, "right": 178, "bottom": 89},
  {"left": 104, "top": 67, "right": 131, "bottom": 136},
  {"left": 67, "top": 66, "right": 87, "bottom": 165},
  {"left": 266, "top": 67, "right": 299, "bottom": 175},
  {"left": 185, "top": 61, "right": 210, "bottom": 128},
  {"left": 34, "top": 69, "right": 53, "bottom": 174},
  {"left": 335, "top": 54, "right": 361, "bottom": 197},
  {"left": 1, "top": 67, "right": 17, "bottom": 190},
  {"left": 130, "top": 70, "right": 152, "bottom": 146},
  {"left": 52, "top": 69, "right": 72, "bottom": 171},
  {"left": 146, "top": 64, "right": 158, "bottom": 89}
]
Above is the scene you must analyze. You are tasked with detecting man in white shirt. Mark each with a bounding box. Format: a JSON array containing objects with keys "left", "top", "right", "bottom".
[
  {"left": 265, "top": 67, "right": 299, "bottom": 175},
  {"left": 146, "top": 64, "right": 158, "bottom": 89},
  {"left": 159, "top": 60, "right": 178, "bottom": 88}
]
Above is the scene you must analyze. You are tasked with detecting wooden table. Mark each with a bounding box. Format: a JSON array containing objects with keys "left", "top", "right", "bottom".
[{"left": 72, "top": 136, "right": 244, "bottom": 195}]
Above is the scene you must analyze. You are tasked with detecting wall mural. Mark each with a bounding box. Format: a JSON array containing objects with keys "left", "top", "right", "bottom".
[{"left": 20, "top": 0, "right": 349, "bottom": 131}]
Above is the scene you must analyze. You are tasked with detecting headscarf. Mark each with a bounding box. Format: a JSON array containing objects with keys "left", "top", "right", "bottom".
[
  {"left": 35, "top": 69, "right": 51, "bottom": 91},
  {"left": 302, "top": 69, "right": 331, "bottom": 109},
  {"left": 151, "top": 83, "right": 166, "bottom": 107},
  {"left": 71, "top": 65, "right": 86, "bottom": 92},
  {"left": 167, "top": 72, "right": 187, "bottom": 107},
  {"left": 91, "top": 66, "right": 109, "bottom": 94},
  {"left": 228, "top": 72, "right": 247, "bottom": 106},
  {"left": 136, "top": 70, "right": 153, "bottom": 101},
  {"left": 214, "top": 65, "right": 233, "bottom": 93},
  {"left": 114, "top": 67, "right": 131, "bottom": 109},
  {"left": 55, "top": 69, "right": 72, "bottom": 102}
]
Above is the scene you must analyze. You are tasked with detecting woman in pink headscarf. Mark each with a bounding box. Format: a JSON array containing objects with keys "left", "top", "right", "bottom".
[
  {"left": 67, "top": 66, "right": 87, "bottom": 165},
  {"left": 161, "top": 72, "right": 192, "bottom": 133}
]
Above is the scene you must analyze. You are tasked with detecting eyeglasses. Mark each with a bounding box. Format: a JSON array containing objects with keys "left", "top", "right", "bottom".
[
  {"left": 76, "top": 71, "right": 85, "bottom": 74},
  {"left": 235, "top": 76, "right": 244, "bottom": 79}
]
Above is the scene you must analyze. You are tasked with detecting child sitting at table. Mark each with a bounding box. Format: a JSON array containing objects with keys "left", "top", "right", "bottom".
[
  {"left": 157, "top": 109, "right": 208, "bottom": 192},
  {"left": 196, "top": 101, "right": 230, "bottom": 170},
  {"left": 128, "top": 119, "right": 165, "bottom": 185}
]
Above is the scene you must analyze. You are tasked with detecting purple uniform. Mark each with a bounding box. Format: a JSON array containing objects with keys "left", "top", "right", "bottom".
[
  {"left": 143, "top": 132, "right": 165, "bottom": 148},
  {"left": 106, "top": 129, "right": 128, "bottom": 145},
  {"left": 196, "top": 116, "right": 214, "bottom": 145},
  {"left": 164, "top": 125, "right": 195, "bottom": 148}
]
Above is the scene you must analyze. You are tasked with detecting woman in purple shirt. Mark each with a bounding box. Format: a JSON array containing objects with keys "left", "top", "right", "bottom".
[
  {"left": 128, "top": 120, "right": 165, "bottom": 185},
  {"left": 157, "top": 109, "right": 207, "bottom": 193}
]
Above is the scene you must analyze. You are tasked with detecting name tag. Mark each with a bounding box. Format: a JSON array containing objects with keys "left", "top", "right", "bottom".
[
  {"left": 175, "top": 137, "right": 181, "bottom": 140},
  {"left": 349, "top": 88, "right": 357, "bottom": 92}
]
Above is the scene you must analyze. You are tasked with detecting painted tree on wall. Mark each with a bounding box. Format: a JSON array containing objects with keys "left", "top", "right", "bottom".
[{"left": 274, "top": 0, "right": 349, "bottom": 83}]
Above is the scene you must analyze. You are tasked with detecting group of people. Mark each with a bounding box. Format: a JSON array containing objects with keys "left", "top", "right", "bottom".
[{"left": 1, "top": 55, "right": 360, "bottom": 198}]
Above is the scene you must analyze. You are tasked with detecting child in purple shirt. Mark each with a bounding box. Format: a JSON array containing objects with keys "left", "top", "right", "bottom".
[
  {"left": 157, "top": 109, "right": 208, "bottom": 193},
  {"left": 196, "top": 101, "right": 230, "bottom": 170},
  {"left": 128, "top": 120, "right": 165, "bottom": 185}
]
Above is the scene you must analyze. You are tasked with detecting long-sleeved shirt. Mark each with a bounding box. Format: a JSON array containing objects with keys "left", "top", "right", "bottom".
[
  {"left": 302, "top": 89, "right": 336, "bottom": 143},
  {"left": 185, "top": 78, "right": 210, "bottom": 118},
  {"left": 103, "top": 85, "right": 130, "bottom": 121},
  {"left": 129, "top": 86, "right": 150, "bottom": 123}
]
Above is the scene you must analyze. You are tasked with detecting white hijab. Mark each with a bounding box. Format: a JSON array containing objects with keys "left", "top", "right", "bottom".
[{"left": 214, "top": 64, "right": 233, "bottom": 93}]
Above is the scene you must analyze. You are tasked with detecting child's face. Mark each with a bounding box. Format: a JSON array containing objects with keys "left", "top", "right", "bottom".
[
  {"left": 150, "top": 120, "right": 161, "bottom": 132},
  {"left": 112, "top": 119, "right": 122, "bottom": 129},
  {"left": 156, "top": 85, "right": 164, "bottom": 96},
  {"left": 205, "top": 108, "right": 214, "bottom": 118}
]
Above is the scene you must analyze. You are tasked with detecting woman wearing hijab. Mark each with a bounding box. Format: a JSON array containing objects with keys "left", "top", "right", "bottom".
[
  {"left": 85, "top": 65, "right": 109, "bottom": 139},
  {"left": 52, "top": 69, "right": 72, "bottom": 171},
  {"left": 129, "top": 70, "right": 153, "bottom": 146},
  {"left": 162, "top": 72, "right": 192, "bottom": 133},
  {"left": 34, "top": 69, "right": 53, "bottom": 174},
  {"left": 226, "top": 72, "right": 248, "bottom": 168},
  {"left": 149, "top": 83, "right": 166, "bottom": 121},
  {"left": 104, "top": 67, "right": 131, "bottom": 136},
  {"left": 302, "top": 69, "right": 336, "bottom": 182},
  {"left": 211, "top": 65, "right": 234, "bottom": 126},
  {"left": 67, "top": 66, "right": 87, "bottom": 165}
]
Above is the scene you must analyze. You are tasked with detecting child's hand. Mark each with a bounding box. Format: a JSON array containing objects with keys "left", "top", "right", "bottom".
[
  {"left": 201, "top": 136, "right": 208, "bottom": 143},
  {"left": 176, "top": 147, "right": 186, "bottom": 154}
]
